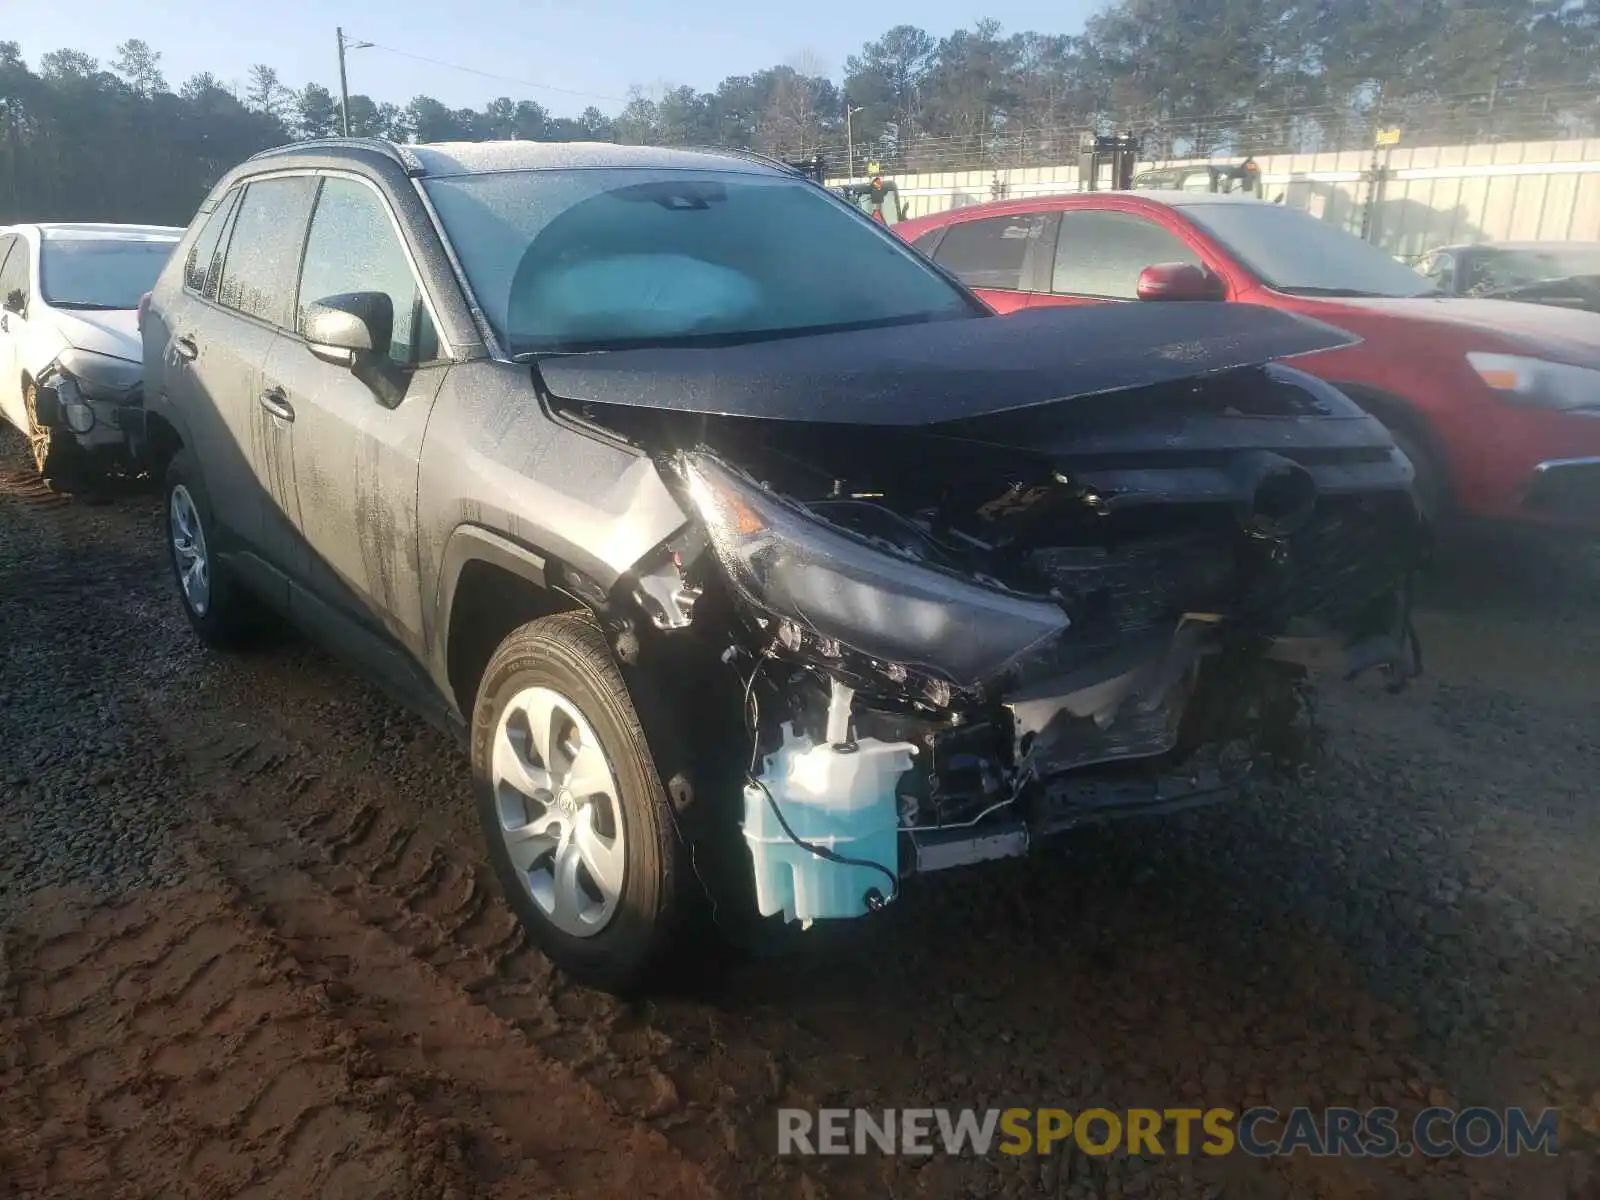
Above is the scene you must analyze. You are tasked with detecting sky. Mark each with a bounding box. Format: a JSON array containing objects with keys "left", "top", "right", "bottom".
[{"left": 5, "top": 0, "right": 1101, "bottom": 117}]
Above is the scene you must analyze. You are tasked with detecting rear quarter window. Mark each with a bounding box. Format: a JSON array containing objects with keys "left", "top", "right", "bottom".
[{"left": 183, "top": 188, "right": 242, "bottom": 297}]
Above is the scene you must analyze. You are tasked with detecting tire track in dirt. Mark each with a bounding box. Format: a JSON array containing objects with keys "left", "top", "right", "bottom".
[
  {"left": 172, "top": 755, "right": 718, "bottom": 1200},
  {"left": 158, "top": 711, "right": 837, "bottom": 1198},
  {"left": 0, "top": 882, "right": 483, "bottom": 1199}
]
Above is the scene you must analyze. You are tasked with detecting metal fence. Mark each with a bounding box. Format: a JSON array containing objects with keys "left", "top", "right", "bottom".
[{"left": 817, "top": 84, "right": 1600, "bottom": 177}]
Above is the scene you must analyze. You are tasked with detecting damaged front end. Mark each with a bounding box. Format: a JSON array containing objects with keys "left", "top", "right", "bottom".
[
  {"left": 545, "top": 308, "right": 1424, "bottom": 927},
  {"left": 34, "top": 350, "right": 146, "bottom": 458}
]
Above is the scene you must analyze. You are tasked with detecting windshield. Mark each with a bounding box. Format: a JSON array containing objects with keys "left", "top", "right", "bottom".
[
  {"left": 39, "top": 238, "right": 177, "bottom": 309},
  {"left": 423, "top": 167, "right": 975, "bottom": 354},
  {"left": 1471, "top": 246, "right": 1600, "bottom": 291},
  {"left": 1180, "top": 203, "right": 1439, "bottom": 298}
]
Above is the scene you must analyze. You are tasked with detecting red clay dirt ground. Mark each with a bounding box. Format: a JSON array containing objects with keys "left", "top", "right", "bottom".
[{"left": 2, "top": 431, "right": 1599, "bottom": 1199}]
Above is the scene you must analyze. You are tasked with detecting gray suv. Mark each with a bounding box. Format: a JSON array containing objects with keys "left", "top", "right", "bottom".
[{"left": 143, "top": 138, "right": 1422, "bottom": 992}]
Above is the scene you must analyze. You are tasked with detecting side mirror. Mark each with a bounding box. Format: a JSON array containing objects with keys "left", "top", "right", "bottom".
[
  {"left": 303, "top": 291, "right": 393, "bottom": 367},
  {"left": 1135, "top": 262, "right": 1226, "bottom": 302},
  {"left": 3, "top": 290, "right": 25, "bottom": 316},
  {"left": 304, "top": 291, "right": 406, "bottom": 408}
]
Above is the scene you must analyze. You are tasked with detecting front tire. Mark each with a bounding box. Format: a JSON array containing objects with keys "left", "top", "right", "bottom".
[
  {"left": 471, "top": 613, "right": 684, "bottom": 994},
  {"left": 24, "top": 379, "right": 87, "bottom": 490},
  {"left": 164, "top": 449, "right": 260, "bottom": 649},
  {"left": 1390, "top": 425, "right": 1444, "bottom": 529}
]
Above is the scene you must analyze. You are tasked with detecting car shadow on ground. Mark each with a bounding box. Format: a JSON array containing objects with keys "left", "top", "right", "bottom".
[
  {"left": 1417, "top": 524, "right": 1600, "bottom": 620},
  {"left": 36, "top": 466, "right": 162, "bottom": 506}
]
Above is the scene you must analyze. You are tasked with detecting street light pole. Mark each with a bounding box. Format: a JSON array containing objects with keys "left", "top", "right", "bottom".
[{"left": 846, "top": 104, "right": 863, "bottom": 180}]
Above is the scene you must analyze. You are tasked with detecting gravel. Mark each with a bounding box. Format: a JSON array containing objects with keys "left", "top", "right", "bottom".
[{"left": 2, "top": 425, "right": 1597, "bottom": 1198}]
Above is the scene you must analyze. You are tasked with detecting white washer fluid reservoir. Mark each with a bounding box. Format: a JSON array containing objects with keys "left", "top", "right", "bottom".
[{"left": 742, "top": 722, "right": 917, "bottom": 924}]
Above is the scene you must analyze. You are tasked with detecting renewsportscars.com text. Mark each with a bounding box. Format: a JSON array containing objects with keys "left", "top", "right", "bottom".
[{"left": 777, "top": 1106, "right": 1561, "bottom": 1158}]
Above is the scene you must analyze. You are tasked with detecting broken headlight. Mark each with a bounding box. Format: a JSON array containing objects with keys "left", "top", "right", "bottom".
[
  {"left": 680, "top": 452, "right": 1071, "bottom": 689},
  {"left": 49, "top": 348, "right": 142, "bottom": 401},
  {"left": 42, "top": 349, "right": 142, "bottom": 434}
]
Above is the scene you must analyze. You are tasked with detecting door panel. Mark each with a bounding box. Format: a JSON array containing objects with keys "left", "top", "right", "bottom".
[
  {"left": 178, "top": 304, "right": 279, "bottom": 556},
  {"left": 972, "top": 287, "right": 1035, "bottom": 314},
  {"left": 253, "top": 341, "right": 301, "bottom": 582},
  {"left": 273, "top": 343, "right": 448, "bottom": 709},
  {"left": 1028, "top": 292, "right": 1108, "bottom": 309},
  {"left": 273, "top": 173, "right": 450, "bottom": 705},
  {"left": 268, "top": 335, "right": 445, "bottom": 660}
]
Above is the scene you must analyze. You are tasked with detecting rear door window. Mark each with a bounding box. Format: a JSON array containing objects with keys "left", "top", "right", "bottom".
[
  {"left": 184, "top": 187, "right": 242, "bottom": 297},
  {"left": 214, "top": 176, "right": 318, "bottom": 328},
  {"left": 1051, "top": 210, "right": 1199, "bottom": 298},
  {"left": 931, "top": 213, "right": 1051, "bottom": 291}
]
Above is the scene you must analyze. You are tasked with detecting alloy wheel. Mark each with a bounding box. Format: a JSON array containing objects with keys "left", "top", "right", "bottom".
[
  {"left": 169, "top": 484, "right": 211, "bottom": 616},
  {"left": 491, "top": 685, "right": 627, "bottom": 938},
  {"left": 23, "top": 382, "right": 50, "bottom": 474}
]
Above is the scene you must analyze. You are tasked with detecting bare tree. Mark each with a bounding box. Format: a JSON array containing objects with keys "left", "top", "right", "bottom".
[
  {"left": 758, "top": 68, "right": 825, "bottom": 157},
  {"left": 246, "top": 64, "right": 289, "bottom": 118}
]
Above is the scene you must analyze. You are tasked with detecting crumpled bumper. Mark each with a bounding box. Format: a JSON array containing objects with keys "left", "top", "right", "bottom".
[{"left": 34, "top": 374, "right": 144, "bottom": 455}]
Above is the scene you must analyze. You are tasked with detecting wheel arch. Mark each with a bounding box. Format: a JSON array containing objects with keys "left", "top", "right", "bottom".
[
  {"left": 142, "top": 409, "right": 186, "bottom": 475},
  {"left": 1328, "top": 380, "right": 1455, "bottom": 510},
  {"left": 433, "top": 525, "right": 589, "bottom": 721}
]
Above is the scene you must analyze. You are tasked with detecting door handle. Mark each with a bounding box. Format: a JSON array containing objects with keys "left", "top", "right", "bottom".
[
  {"left": 258, "top": 387, "right": 294, "bottom": 422},
  {"left": 1, "top": 314, "right": 9, "bottom": 333},
  {"left": 173, "top": 335, "right": 198, "bottom": 361}
]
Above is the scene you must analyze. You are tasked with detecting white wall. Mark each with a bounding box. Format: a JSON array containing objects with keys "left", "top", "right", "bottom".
[{"left": 832, "top": 138, "right": 1600, "bottom": 257}]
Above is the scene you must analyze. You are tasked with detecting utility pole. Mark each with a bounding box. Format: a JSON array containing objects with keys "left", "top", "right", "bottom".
[
  {"left": 337, "top": 27, "right": 351, "bottom": 136},
  {"left": 335, "top": 28, "right": 372, "bottom": 136}
]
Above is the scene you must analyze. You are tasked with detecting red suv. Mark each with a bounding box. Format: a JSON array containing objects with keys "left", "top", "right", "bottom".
[{"left": 898, "top": 193, "right": 1600, "bottom": 535}]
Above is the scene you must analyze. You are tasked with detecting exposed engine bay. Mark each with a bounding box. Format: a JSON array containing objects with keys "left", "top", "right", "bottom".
[{"left": 536, "top": 305, "right": 1425, "bottom": 927}]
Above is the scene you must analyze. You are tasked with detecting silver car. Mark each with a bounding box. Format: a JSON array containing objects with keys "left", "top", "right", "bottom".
[{"left": 141, "top": 138, "right": 1422, "bottom": 993}]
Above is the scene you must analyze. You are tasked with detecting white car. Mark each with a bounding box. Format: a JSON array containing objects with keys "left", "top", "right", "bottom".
[{"left": 0, "top": 222, "right": 182, "bottom": 483}]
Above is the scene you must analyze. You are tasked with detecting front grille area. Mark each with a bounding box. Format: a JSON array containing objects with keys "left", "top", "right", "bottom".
[{"left": 1030, "top": 491, "right": 1418, "bottom": 647}]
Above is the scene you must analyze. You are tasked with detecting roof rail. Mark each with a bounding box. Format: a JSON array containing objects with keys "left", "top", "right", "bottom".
[
  {"left": 246, "top": 137, "right": 425, "bottom": 175},
  {"left": 686, "top": 145, "right": 829, "bottom": 183}
]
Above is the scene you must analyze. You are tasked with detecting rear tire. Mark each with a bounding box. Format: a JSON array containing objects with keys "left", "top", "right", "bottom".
[
  {"left": 163, "top": 448, "right": 262, "bottom": 649},
  {"left": 471, "top": 613, "right": 685, "bottom": 995}
]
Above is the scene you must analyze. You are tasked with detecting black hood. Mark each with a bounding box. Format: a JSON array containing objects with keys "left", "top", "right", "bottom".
[{"left": 537, "top": 303, "right": 1359, "bottom": 426}]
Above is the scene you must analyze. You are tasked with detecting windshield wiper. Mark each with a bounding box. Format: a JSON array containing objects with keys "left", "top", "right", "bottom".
[{"left": 51, "top": 301, "right": 127, "bottom": 311}]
